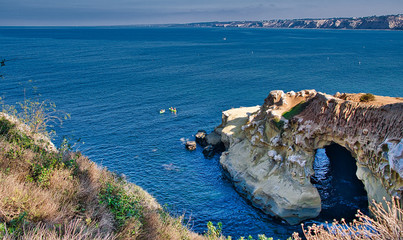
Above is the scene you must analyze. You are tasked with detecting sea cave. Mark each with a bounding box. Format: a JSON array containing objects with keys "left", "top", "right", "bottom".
[{"left": 312, "top": 144, "right": 369, "bottom": 221}]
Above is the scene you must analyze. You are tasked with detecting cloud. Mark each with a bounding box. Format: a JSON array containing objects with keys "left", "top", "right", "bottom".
[
  {"left": 1, "top": 0, "right": 402, "bottom": 26},
  {"left": 0, "top": 2, "right": 284, "bottom": 25}
]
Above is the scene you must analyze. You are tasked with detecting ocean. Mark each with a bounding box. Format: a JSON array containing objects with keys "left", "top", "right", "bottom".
[{"left": 0, "top": 27, "right": 402, "bottom": 239}]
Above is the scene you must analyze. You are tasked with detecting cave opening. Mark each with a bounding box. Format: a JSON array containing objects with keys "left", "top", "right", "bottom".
[{"left": 312, "top": 143, "right": 369, "bottom": 222}]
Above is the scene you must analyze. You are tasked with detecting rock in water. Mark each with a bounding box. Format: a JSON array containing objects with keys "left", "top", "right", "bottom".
[
  {"left": 195, "top": 130, "right": 207, "bottom": 146},
  {"left": 215, "top": 89, "right": 403, "bottom": 224},
  {"left": 185, "top": 141, "right": 196, "bottom": 151},
  {"left": 202, "top": 145, "right": 215, "bottom": 158}
]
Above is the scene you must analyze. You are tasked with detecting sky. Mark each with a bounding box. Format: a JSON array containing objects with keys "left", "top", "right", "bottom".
[{"left": 1, "top": 0, "right": 402, "bottom": 26}]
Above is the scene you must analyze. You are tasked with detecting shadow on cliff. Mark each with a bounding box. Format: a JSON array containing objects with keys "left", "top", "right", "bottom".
[{"left": 312, "top": 143, "right": 369, "bottom": 222}]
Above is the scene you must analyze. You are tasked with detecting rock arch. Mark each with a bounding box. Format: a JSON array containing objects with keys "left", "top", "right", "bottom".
[{"left": 216, "top": 90, "right": 403, "bottom": 224}]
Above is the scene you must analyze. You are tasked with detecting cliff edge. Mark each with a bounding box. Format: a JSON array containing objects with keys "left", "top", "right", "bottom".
[
  {"left": 215, "top": 90, "right": 403, "bottom": 224},
  {"left": 185, "top": 14, "right": 403, "bottom": 30}
]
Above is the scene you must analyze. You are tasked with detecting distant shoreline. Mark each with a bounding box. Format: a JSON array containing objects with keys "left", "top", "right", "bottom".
[
  {"left": 1, "top": 14, "right": 402, "bottom": 29},
  {"left": 174, "top": 14, "right": 403, "bottom": 31}
]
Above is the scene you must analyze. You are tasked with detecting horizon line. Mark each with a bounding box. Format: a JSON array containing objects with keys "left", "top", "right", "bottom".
[{"left": 0, "top": 13, "right": 401, "bottom": 28}]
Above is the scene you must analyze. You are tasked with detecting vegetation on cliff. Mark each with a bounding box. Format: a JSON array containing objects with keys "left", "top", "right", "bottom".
[
  {"left": 294, "top": 197, "right": 402, "bottom": 240},
  {"left": 359, "top": 93, "right": 376, "bottom": 102},
  {"left": 282, "top": 101, "right": 307, "bottom": 120}
]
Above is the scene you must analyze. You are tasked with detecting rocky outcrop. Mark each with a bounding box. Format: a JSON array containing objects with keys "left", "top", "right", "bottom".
[
  {"left": 185, "top": 141, "right": 196, "bottom": 151},
  {"left": 195, "top": 130, "right": 207, "bottom": 146},
  {"left": 184, "top": 14, "right": 403, "bottom": 30},
  {"left": 195, "top": 129, "right": 226, "bottom": 158},
  {"left": 214, "top": 90, "right": 403, "bottom": 224}
]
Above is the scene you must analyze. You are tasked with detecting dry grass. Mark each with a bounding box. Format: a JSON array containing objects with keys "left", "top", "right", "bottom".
[
  {"left": 73, "top": 154, "right": 115, "bottom": 234},
  {"left": 138, "top": 209, "right": 205, "bottom": 240},
  {"left": 293, "top": 197, "right": 402, "bottom": 240},
  {"left": 1, "top": 219, "right": 115, "bottom": 240},
  {"left": 0, "top": 115, "right": 117, "bottom": 238},
  {"left": 0, "top": 140, "right": 34, "bottom": 179},
  {"left": 0, "top": 173, "right": 60, "bottom": 222}
]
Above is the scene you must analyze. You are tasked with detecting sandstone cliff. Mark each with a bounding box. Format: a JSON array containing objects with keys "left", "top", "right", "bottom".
[
  {"left": 214, "top": 90, "right": 403, "bottom": 224},
  {"left": 185, "top": 14, "right": 403, "bottom": 30}
]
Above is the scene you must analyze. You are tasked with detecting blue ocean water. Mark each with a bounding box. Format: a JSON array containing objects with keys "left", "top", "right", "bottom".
[{"left": 0, "top": 27, "right": 402, "bottom": 239}]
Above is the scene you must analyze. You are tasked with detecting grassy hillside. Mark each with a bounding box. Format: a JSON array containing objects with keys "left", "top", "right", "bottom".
[{"left": 0, "top": 113, "right": 208, "bottom": 239}]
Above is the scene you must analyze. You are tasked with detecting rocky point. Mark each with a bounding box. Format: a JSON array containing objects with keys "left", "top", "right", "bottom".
[{"left": 210, "top": 90, "right": 403, "bottom": 224}]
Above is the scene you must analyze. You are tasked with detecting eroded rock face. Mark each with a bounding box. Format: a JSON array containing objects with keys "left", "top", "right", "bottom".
[
  {"left": 216, "top": 90, "right": 403, "bottom": 224},
  {"left": 187, "top": 15, "right": 403, "bottom": 30}
]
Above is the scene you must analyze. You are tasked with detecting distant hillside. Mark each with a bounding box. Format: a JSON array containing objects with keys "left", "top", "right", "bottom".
[{"left": 182, "top": 14, "right": 403, "bottom": 30}]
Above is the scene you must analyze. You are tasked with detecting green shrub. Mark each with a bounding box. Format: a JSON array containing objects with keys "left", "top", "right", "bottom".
[
  {"left": 27, "top": 148, "right": 79, "bottom": 187},
  {"left": 360, "top": 93, "right": 375, "bottom": 102},
  {"left": 99, "top": 181, "right": 143, "bottom": 228},
  {"left": 204, "top": 221, "right": 277, "bottom": 240},
  {"left": 2, "top": 212, "right": 28, "bottom": 236},
  {"left": 282, "top": 101, "right": 307, "bottom": 120},
  {"left": 2, "top": 99, "right": 70, "bottom": 138},
  {"left": 0, "top": 222, "right": 6, "bottom": 238},
  {"left": 272, "top": 118, "right": 285, "bottom": 130},
  {"left": 0, "top": 117, "right": 78, "bottom": 186},
  {"left": 0, "top": 117, "right": 44, "bottom": 152},
  {"left": 205, "top": 221, "right": 223, "bottom": 240},
  {"left": 0, "top": 117, "right": 15, "bottom": 136}
]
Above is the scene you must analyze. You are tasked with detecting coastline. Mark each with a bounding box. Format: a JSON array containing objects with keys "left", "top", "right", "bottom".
[{"left": 178, "top": 14, "right": 403, "bottom": 31}]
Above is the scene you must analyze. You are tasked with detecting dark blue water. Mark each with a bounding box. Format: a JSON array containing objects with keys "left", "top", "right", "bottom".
[
  {"left": 313, "top": 145, "right": 368, "bottom": 221},
  {"left": 1, "top": 27, "right": 402, "bottom": 239}
]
